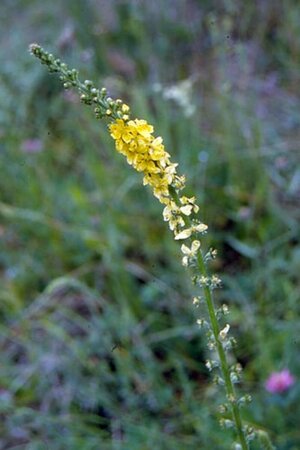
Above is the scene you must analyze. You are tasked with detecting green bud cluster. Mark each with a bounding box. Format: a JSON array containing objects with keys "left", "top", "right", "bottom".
[{"left": 29, "top": 44, "right": 130, "bottom": 121}]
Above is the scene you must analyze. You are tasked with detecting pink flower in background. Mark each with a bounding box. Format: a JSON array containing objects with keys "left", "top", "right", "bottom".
[
  {"left": 21, "top": 138, "right": 43, "bottom": 153},
  {"left": 265, "top": 369, "right": 295, "bottom": 394}
]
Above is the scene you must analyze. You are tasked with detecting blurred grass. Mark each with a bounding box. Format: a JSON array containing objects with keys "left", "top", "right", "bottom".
[{"left": 0, "top": 1, "right": 300, "bottom": 449}]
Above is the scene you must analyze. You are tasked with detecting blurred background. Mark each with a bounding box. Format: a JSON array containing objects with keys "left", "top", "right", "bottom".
[{"left": 0, "top": 1, "right": 300, "bottom": 449}]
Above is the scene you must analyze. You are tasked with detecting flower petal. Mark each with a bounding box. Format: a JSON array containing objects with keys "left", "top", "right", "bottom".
[{"left": 175, "top": 229, "right": 192, "bottom": 240}]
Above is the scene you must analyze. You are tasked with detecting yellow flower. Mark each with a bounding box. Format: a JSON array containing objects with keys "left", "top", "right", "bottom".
[
  {"left": 180, "top": 196, "right": 199, "bottom": 214},
  {"left": 175, "top": 223, "right": 208, "bottom": 240},
  {"left": 109, "top": 117, "right": 208, "bottom": 242},
  {"left": 109, "top": 119, "right": 177, "bottom": 203},
  {"left": 181, "top": 240, "right": 201, "bottom": 266},
  {"left": 163, "top": 200, "right": 185, "bottom": 230},
  {"left": 109, "top": 119, "right": 128, "bottom": 140},
  {"left": 122, "top": 104, "right": 130, "bottom": 113}
]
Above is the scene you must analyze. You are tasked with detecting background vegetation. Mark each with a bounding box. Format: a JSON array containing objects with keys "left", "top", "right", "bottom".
[{"left": 0, "top": 1, "right": 299, "bottom": 449}]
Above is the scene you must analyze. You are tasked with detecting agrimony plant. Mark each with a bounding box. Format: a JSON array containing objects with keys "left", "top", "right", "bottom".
[{"left": 30, "top": 44, "right": 274, "bottom": 449}]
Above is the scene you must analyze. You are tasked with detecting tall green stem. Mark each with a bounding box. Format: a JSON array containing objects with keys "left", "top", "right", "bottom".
[
  {"left": 170, "top": 188, "right": 248, "bottom": 449},
  {"left": 196, "top": 251, "right": 248, "bottom": 450}
]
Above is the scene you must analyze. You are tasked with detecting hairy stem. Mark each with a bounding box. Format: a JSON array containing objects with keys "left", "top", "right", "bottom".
[
  {"left": 170, "top": 188, "right": 248, "bottom": 449},
  {"left": 196, "top": 251, "right": 249, "bottom": 450}
]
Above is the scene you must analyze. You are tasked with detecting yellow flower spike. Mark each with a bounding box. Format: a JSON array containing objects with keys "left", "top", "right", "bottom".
[
  {"left": 30, "top": 44, "right": 265, "bottom": 449},
  {"left": 109, "top": 118, "right": 178, "bottom": 203}
]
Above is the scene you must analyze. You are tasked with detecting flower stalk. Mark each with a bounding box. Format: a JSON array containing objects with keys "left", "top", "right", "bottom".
[
  {"left": 170, "top": 188, "right": 249, "bottom": 449},
  {"left": 29, "top": 44, "right": 275, "bottom": 449},
  {"left": 196, "top": 253, "right": 248, "bottom": 449}
]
